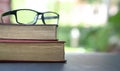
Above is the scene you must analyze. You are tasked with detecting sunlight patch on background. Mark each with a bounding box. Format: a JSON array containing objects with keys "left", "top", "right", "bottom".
[
  {"left": 25, "top": 0, "right": 49, "bottom": 12},
  {"left": 59, "top": 0, "right": 74, "bottom": 3},
  {"left": 65, "top": 47, "right": 87, "bottom": 53},
  {"left": 68, "top": 4, "right": 108, "bottom": 27},
  {"left": 70, "top": 28, "right": 80, "bottom": 48}
]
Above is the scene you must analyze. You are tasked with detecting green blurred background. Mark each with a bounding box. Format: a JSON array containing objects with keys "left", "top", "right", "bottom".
[{"left": 10, "top": 0, "right": 120, "bottom": 53}]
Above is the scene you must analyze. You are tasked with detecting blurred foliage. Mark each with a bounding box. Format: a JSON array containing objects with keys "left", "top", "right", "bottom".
[
  {"left": 109, "top": 11, "right": 120, "bottom": 36},
  {"left": 58, "top": 25, "right": 110, "bottom": 52},
  {"left": 87, "top": 0, "right": 102, "bottom": 4},
  {"left": 58, "top": 11, "right": 120, "bottom": 52},
  {"left": 57, "top": 26, "right": 72, "bottom": 46},
  {"left": 84, "top": 26, "right": 110, "bottom": 52}
]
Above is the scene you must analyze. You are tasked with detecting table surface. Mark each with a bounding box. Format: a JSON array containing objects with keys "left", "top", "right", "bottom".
[{"left": 0, "top": 53, "right": 120, "bottom": 71}]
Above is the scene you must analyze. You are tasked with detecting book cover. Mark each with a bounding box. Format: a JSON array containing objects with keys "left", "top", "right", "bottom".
[
  {"left": 0, "top": 24, "right": 58, "bottom": 40},
  {"left": 0, "top": 39, "right": 65, "bottom": 62}
]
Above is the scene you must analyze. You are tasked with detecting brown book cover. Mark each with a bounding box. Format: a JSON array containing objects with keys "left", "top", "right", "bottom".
[
  {"left": 0, "top": 39, "right": 65, "bottom": 62},
  {"left": 0, "top": 24, "right": 58, "bottom": 40}
]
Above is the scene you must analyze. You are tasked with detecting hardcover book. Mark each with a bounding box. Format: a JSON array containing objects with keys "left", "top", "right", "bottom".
[
  {"left": 0, "top": 24, "right": 58, "bottom": 40},
  {"left": 0, "top": 39, "right": 65, "bottom": 62}
]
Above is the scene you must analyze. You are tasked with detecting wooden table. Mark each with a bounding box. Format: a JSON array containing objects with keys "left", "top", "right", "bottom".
[{"left": 0, "top": 53, "right": 120, "bottom": 71}]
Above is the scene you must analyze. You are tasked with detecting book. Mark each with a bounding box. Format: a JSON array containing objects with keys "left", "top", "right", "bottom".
[
  {"left": 0, "top": 39, "right": 65, "bottom": 62},
  {"left": 0, "top": 23, "right": 58, "bottom": 40}
]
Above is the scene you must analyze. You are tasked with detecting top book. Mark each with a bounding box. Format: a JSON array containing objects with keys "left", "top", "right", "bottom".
[
  {"left": 0, "top": 24, "right": 58, "bottom": 40},
  {"left": 0, "top": 9, "right": 60, "bottom": 40}
]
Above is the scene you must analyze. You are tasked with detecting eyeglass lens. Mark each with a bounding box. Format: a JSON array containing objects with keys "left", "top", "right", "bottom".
[{"left": 16, "top": 10, "right": 37, "bottom": 24}]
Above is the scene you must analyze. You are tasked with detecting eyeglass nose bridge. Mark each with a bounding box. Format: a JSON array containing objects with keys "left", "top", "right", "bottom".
[
  {"left": 35, "top": 13, "right": 46, "bottom": 25},
  {"left": 41, "top": 13, "right": 46, "bottom": 25}
]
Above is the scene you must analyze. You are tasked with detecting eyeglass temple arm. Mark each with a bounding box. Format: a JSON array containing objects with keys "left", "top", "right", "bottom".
[
  {"left": 37, "top": 15, "right": 59, "bottom": 25},
  {"left": 44, "top": 16, "right": 59, "bottom": 25},
  {"left": 2, "top": 10, "right": 16, "bottom": 16},
  {"left": 44, "top": 16, "right": 59, "bottom": 19},
  {"left": 1, "top": 11, "right": 15, "bottom": 23}
]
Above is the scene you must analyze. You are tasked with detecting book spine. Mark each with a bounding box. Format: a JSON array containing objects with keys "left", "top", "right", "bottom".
[
  {"left": 0, "top": 39, "right": 65, "bottom": 43},
  {"left": 0, "top": 60, "right": 66, "bottom": 63}
]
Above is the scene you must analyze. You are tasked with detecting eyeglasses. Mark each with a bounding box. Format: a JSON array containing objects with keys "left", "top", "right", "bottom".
[{"left": 1, "top": 9, "right": 59, "bottom": 25}]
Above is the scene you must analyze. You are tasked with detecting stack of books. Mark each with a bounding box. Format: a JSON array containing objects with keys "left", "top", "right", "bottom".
[{"left": 0, "top": 24, "right": 65, "bottom": 62}]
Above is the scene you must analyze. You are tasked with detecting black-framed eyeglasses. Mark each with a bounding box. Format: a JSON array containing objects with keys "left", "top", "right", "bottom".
[{"left": 1, "top": 9, "right": 59, "bottom": 25}]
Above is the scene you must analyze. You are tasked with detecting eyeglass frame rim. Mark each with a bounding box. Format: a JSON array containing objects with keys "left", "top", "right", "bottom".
[{"left": 1, "top": 9, "right": 59, "bottom": 25}]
